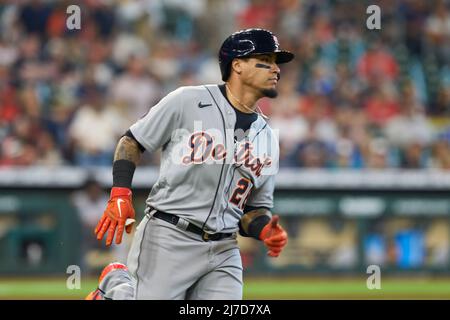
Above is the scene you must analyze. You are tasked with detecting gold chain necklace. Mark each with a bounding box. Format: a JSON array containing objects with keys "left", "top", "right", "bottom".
[{"left": 225, "top": 84, "right": 268, "bottom": 119}]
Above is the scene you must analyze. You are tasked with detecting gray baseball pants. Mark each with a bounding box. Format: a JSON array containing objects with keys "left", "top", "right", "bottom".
[{"left": 100, "top": 214, "right": 243, "bottom": 300}]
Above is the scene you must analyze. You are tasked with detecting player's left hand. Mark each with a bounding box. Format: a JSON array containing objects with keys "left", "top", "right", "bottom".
[{"left": 259, "top": 215, "right": 288, "bottom": 258}]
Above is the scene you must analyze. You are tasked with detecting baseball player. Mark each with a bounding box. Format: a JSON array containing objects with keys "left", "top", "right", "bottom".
[{"left": 86, "top": 28, "right": 293, "bottom": 300}]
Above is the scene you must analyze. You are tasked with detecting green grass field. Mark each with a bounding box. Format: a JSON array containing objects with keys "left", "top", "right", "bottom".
[{"left": 1, "top": 277, "right": 450, "bottom": 299}]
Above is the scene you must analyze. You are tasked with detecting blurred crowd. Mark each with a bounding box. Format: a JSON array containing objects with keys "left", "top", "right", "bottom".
[{"left": 1, "top": 0, "right": 450, "bottom": 169}]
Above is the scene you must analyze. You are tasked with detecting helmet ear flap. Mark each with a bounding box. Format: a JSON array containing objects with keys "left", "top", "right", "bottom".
[{"left": 221, "top": 62, "right": 231, "bottom": 81}]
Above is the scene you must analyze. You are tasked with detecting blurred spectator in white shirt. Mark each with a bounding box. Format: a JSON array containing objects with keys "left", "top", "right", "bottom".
[
  {"left": 366, "top": 137, "right": 390, "bottom": 169},
  {"left": 425, "top": 0, "right": 450, "bottom": 65},
  {"left": 112, "top": 31, "right": 149, "bottom": 68},
  {"left": 385, "top": 82, "right": 434, "bottom": 147},
  {"left": 69, "top": 86, "right": 122, "bottom": 166},
  {"left": 111, "top": 55, "right": 160, "bottom": 124},
  {"left": 35, "top": 131, "right": 64, "bottom": 166}
]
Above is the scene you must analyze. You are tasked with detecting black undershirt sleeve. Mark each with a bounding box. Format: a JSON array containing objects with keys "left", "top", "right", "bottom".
[
  {"left": 112, "top": 160, "right": 136, "bottom": 189},
  {"left": 238, "top": 205, "right": 271, "bottom": 239}
]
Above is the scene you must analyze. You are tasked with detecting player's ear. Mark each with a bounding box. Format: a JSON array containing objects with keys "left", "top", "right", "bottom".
[{"left": 231, "top": 58, "right": 243, "bottom": 76}]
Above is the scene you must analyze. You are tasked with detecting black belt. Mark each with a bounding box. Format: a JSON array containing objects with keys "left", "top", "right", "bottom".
[{"left": 152, "top": 210, "right": 233, "bottom": 241}]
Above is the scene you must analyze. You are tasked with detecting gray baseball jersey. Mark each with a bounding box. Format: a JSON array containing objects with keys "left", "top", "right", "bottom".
[{"left": 129, "top": 84, "right": 279, "bottom": 234}]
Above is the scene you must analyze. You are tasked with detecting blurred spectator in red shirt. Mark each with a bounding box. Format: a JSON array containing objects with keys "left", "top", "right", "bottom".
[
  {"left": 46, "top": 2, "right": 67, "bottom": 39},
  {"left": 0, "top": 116, "right": 45, "bottom": 166},
  {"left": 237, "top": 0, "right": 278, "bottom": 30},
  {"left": 357, "top": 40, "right": 399, "bottom": 82},
  {"left": 0, "top": 84, "right": 21, "bottom": 123},
  {"left": 364, "top": 82, "right": 400, "bottom": 127}
]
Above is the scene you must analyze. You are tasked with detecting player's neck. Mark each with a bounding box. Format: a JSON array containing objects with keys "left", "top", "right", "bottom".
[{"left": 225, "top": 82, "right": 260, "bottom": 114}]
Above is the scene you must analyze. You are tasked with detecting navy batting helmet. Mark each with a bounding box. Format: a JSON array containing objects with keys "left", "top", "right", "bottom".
[{"left": 218, "top": 28, "right": 294, "bottom": 81}]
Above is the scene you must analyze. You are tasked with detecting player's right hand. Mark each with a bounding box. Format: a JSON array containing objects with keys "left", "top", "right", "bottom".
[{"left": 95, "top": 187, "right": 136, "bottom": 246}]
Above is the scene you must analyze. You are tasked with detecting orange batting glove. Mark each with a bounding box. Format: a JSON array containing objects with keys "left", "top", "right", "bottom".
[
  {"left": 95, "top": 187, "right": 136, "bottom": 246},
  {"left": 259, "top": 215, "right": 288, "bottom": 258}
]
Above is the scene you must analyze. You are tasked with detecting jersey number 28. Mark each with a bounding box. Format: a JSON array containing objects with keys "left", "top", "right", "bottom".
[{"left": 229, "top": 178, "right": 252, "bottom": 210}]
